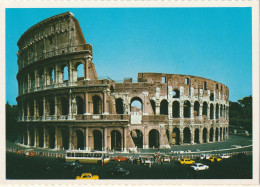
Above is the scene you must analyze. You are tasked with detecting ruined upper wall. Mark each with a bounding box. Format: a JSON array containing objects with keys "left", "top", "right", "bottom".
[
  {"left": 17, "top": 12, "right": 91, "bottom": 70},
  {"left": 137, "top": 73, "right": 229, "bottom": 96}
]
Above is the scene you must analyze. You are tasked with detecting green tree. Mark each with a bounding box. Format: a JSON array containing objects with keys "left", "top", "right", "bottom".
[{"left": 6, "top": 102, "right": 19, "bottom": 142}]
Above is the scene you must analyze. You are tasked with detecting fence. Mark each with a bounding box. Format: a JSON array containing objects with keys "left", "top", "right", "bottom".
[{"left": 6, "top": 148, "right": 66, "bottom": 158}]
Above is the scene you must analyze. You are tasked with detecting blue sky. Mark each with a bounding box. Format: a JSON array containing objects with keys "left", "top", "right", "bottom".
[{"left": 6, "top": 8, "right": 252, "bottom": 105}]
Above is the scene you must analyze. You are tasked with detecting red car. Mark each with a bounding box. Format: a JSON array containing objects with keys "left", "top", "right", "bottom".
[{"left": 114, "top": 156, "right": 128, "bottom": 162}]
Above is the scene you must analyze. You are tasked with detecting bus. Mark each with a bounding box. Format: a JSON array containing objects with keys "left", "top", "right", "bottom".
[{"left": 65, "top": 150, "right": 110, "bottom": 164}]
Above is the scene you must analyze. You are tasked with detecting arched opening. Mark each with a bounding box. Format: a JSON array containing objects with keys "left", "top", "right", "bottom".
[
  {"left": 111, "top": 130, "right": 122, "bottom": 150},
  {"left": 183, "top": 127, "right": 191, "bottom": 144},
  {"left": 160, "top": 99, "right": 168, "bottom": 115},
  {"left": 76, "top": 63, "right": 84, "bottom": 80},
  {"left": 209, "top": 127, "right": 214, "bottom": 142},
  {"left": 130, "top": 97, "right": 142, "bottom": 114},
  {"left": 93, "top": 130, "right": 102, "bottom": 151},
  {"left": 24, "top": 102, "right": 28, "bottom": 117},
  {"left": 184, "top": 100, "right": 191, "bottom": 118},
  {"left": 51, "top": 68, "right": 55, "bottom": 84},
  {"left": 38, "top": 127, "right": 44, "bottom": 148},
  {"left": 172, "top": 101, "right": 180, "bottom": 118},
  {"left": 210, "top": 93, "right": 214, "bottom": 101},
  {"left": 202, "top": 102, "right": 208, "bottom": 117},
  {"left": 48, "top": 128, "right": 55, "bottom": 149},
  {"left": 75, "top": 130, "right": 84, "bottom": 150},
  {"left": 130, "top": 129, "right": 143, "bottom": 148},
  {"left": 29, "top": 100, "right": 34, "bottom": 117},
  {"left": 48, "top": 97, "right": 55, "bottom": 115},
  {"left": 29, "top": 126, "right": 34, "bottom": 146},
  {"left": 215, "top": 128, "right": 219, "bottom": 141},
  {"left": 149, "top": 129, "right": 159, "bottom": 148},
  {"left": 116, "top": 98, "right": 124, "bottom": 114},
  {"left": 220, "top": 105, "right": 223, "bottom": 117},
  {"left": 61, "top": 129, "right": 69, "bottom": 150},
  {"left": 76, "top": 96, "right": 84, "bottom": 114},
  {"left": 30, "top": 73, "right": 35, "bottom": 88},
  {"left": 61, "top": 97, "right": 69, "bottom": 115},
  {"left": 38, "top": 69, "right": 44, "bottom": 87},
  {"left": 194, "top": 101, "right": 200, "bottom": 117},
  {"left": 24, "top": 127, "right": 28, "bottom": 145},
  {"left": 172, "top": 89, "right": 180, "bottom": 98},
  {"left": 210, "top": 104, "right": 214, "bottom": 119},
  {"left": 220, "top": 128, "right": 223, "bottom": 141},
  {"left": 93, "top": 96, "right": 102, "bottom": 114},
  {"left": 194, "top": 129, "right": 200, "bottom": 144},
  {"left": 150, "top": 99, "right": 156, "bottom": 115},
  {"left": 216, "top": 104, "right": 219, "bottom": 119},
  {"left": 203, "top": 128, "right": 207, "bottom": 143},
  {"left": 63, "top": 66, "right": 69, "bottom": 82},
  {"left": 37, "top": 98, "right": 43, "bottom": 116},
  {"left": 172, "top": 128, "right": 180, "bottom": 145}
]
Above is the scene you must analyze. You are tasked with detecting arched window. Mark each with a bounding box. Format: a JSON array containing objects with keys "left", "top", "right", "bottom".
[
  {"left": 150, "top": 100, "right": 156, "bottom": 115},
  {"left": 116, "top": 98, "right": 124, "bottom": 114},
  {"left": 77, "top": 63, "right": 84, "bottom": 80},
  {"left": 130, "top": 97, "right": 142, "bottom": 114},
  {"left": 160, "top": 100, "right": 168, "bottom": 115},
  {"left": 172, "top": 101, "right": 180, "bottom": 118},
  {"left": 76, "top": 96, "right": 84, "bottom": 114},
  {"left": 172, "top": 89, "right": 180, "bottom": 98},
  {"left": 183, "top": 100, "right": 191, "bottom": 118},
  {"left": 216, "top": 104, "right": 219, "bottom": 119},
  {"left": 210, "top": 104, "right": 214, "bottom": 119},
  {"left": 202, "top": 102, "right": 208, "bottom": 117},
  {"left": 61, "top": 97, "right": 69, "bottom": 115},
  {"left": 63, "top": 66, "right": 68, "bottom": 82},
  {"left": 194, "top": 101, "right": 200, "bottom": 117},
  {"left": 93, "top": 96, "right": 102, "bottom": 114}
]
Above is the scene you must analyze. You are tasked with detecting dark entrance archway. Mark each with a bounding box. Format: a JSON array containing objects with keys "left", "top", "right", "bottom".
[
  {"left": 149, "top": 129, "right": 159, "bottom": 148},
  {"left": 172, "top": 101, "right": 180, "bottom": 118},
  {"left": 76, "top": 130, "right": 84, "bottom": 150},
  {"left": 160, "top": 100, "right": 168, "bottom": 115},
  {"left": 203, "top": 128, "right": 207, "bottom": 143},
  {"left": 184, "top": 101, "right": 191, "bottom": 118},
  {"left": 76, "top": 96, "right": 84, "bottom": 114},
  {"left": 29, "top": 126, "right": 34, "bottom": 146},
  {"left": 111, "top": 130, "right": 122, "bottom": 150},
  {"left": 130, "top": 129, "right": 143, "bottom": 148},
  {"left": 61, "top": 129, "right": 69, "bottom": 150},
  {"left": 93, "top": 96, "right": 102, "bottom": 114},
  {"left": 61, "top": 97, "right": 69, "bottom": 115},
  {"left": 116, "top": 98, "right": 124, "bottom": 114},
  {"left": 194, "top": 128, "right": 200, "bottom": 144},
  {"left": 47, "top": 128, "right": 55, "bottom": 149},
  {"left": 183, "top": 127, "right": 191, "bottom": 144},
  {"left": 38, "top": 127, "right": 44, "bottom": 148},
  {"left": 93, "top": 130, "right": 102, "bottom": 150},
  {"left": 173, "top": 128, "right": 180, "bottom": 145},
  {"left": 215, "top": 128, "right": 219, "bottom": 141},
  {"left": 209, "top": 127, "right": 214, "bottom": 142}
]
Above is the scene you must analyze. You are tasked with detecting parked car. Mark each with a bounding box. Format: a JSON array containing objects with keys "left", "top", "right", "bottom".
[
  {"left": 207, "top": 156, "right": 222, "bottom": 162},
  {"left": 64, "top": 161, "right": 83, "bottom": 170},
  {"left": 76, "top": 173, "right": 99, "bottom": 180},
  {"left": 114, "top": 156, "right": 129, "bottom": 162},
  {"left": 25, "top": 151, "right": 35, "bottom": 157},
  {"left": 191, "top": 163, "right": 209, "bottom": 171},
  {"left": 179, "top": 158, "right": 195, "bottom": 165},
  {"left": 200, "top": 154, "right": 211, "bottom": 160},
  {"left": 110, "top": 167, "right": 130, "bottom": 176},
  {"left": 219, "top": 154, "right": 231, "bottom": 159}
]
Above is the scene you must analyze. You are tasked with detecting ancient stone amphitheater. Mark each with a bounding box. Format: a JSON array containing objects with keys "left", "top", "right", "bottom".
[{"left": 16, "top": 12, "right": 229, "bottom": 151}]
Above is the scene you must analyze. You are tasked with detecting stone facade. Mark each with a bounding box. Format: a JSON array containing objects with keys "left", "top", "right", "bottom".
[{"left": 16, "top": 12, "right": 229, "bottom": 151}]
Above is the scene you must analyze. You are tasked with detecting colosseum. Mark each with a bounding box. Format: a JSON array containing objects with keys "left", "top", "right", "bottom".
[{"left": 16, "top": 12, "right": 229, "bottom": 152}]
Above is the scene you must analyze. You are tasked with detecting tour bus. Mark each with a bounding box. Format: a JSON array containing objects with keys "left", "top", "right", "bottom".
[{"left": 65, "top": 150, "right": 110, "bottom": 164}]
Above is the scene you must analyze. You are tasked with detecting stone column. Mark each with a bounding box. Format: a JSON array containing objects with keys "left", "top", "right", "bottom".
[
  {"left": 190, "top": 128, "right": 194, "bottom": 144},
  {"left": 27, "top": 103, "right": 30, "bottom": 121},
  {"left": 123, "top": 127, "right": 127, "bottom": 152},
  {"left": 168, "top": 102, "right": 173, "bottom": 118},
  {"left": 103, "top": 127, "right": 107, "bottom": 151},
  {"left": 43, "top": 127, "right": 46, "bottom": 148},
  {"left": 103, "top": 90, "right": 107, "bottom": 114},
  {"left": 168, "top": 125, "right": 173, "bottom": 145},
  {"left": 212, "top": 128, "right": 216, "bottom": 142},
  {"left": 54, "top": 96, "right": 58, "bottom": 120},
  {"left": 55, "top": 127, "right": 58, "bottom": 149},
  {"left": 218, "top": 128, "right": 220, "bottom": 142},
  {"left": 35, "top": 69, "right": 38, "bottom": 88},
  {"left": 27, "top": 127, "right": 30, "bottom": 146},
  {"left": 155, "top": 102, "right": 160, "bottom": 115},
  {"left": 207, "top": 103, "right": 210, "bottom": 119},
  {"left": 206, "top": 128, "right": 210, "bottom": 143},
  {"left": 85, "top": 127, "right": 89, "bottom": 150},
  {"left": 179, "top": 128, "right": 183, "bottom": 144},
  {"left": 213, "top": 104, "right": 216, "bottom": 121},
  {"left": 199, "top": 128, "right": 203, "bottom": 144},
  {"left": 21, "top": 100, "right": 24, "bottom": 121},
  {"left": 34, "top": 99, "right": 37, "bottom": 120},
  {"left": 199, "top": 103, "right": 203, "bottom": 119},
  {"left": 43, "top": 96, "right": 46, "bottom": 120},
  {"left": 143, "top": 126, "right": 148, "bottom": 149},
  {"left": 69, "top": 94, "right": 72, "bottom": 119},
  {"left": 69, "top": 61, "right": 73, "bottom": 83},
  {"left": 190, "top": 103, "right": 194, "bottom": 119},
  {"left": 221, "top": 128, "right": 224, "bottom": 141},
  {"left": 180, "top": 102, "right": 184, "bottom": 119},
  {"left": 35, "top": 127, "right": 39, "bottom": 147},
  {"left": 69, "top": 127, "right": 72, "bottom": 150}
]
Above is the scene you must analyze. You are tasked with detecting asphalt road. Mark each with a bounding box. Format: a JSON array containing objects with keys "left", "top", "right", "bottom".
[{"left": 6, "top": 152, "right": 252, "bottom": 179}]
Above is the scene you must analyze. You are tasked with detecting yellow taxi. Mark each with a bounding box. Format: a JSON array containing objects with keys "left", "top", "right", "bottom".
[
  {"left": 179, "top": 158, "right": 195, "bottom": 165},
  {"left": 207, "top": 156, "right": 222, "bottom": 162},
  {"left": 76, "top": 173, "right": 99, "bottom": 180}
]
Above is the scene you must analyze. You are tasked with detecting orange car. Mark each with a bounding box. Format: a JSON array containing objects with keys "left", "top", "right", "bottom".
[{"left": 114, "top": 156, "right": 128, "bottom": 162}]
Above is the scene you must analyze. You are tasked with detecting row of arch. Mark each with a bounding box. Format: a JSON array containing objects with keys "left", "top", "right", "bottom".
[
  {"left": 116, "top": 97, "right": 229, "bottom": 119},
  {"left": 18, "top": 62, "right": 85, "bottom": 94}
]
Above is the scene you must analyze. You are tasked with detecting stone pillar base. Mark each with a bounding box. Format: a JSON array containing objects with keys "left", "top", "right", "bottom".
[
  {"left": 160, "top": 144, "right": 171, "bottom": 149},
  {"left": 143, "top": 145, "right": 149, "bottom": 149}
]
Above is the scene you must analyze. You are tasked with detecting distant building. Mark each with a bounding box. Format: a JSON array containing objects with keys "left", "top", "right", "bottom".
[{"left": 16, "top": 12, "right": 229, "bottom": 151}]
